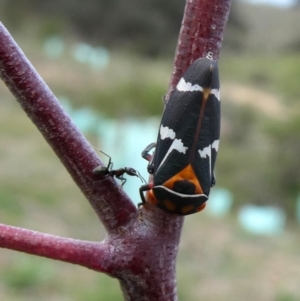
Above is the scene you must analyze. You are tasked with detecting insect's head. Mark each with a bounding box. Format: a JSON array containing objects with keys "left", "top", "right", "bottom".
[{"left": 124, "top": 168, "right": 146, "bottom": 184}]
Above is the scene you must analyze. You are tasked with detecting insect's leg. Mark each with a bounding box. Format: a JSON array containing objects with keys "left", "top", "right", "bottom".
[
  {"left": 100, "top": 150, "right": 112, "bottom": 170},
  {"left": 141, "top": 143, "right": 156, "bottom": 162},
  {"left": 211, "top": 173, "right": 216, "bottom": 187},
  {"left": 117, "top": 175, "right": 127, "bottom": 187},
  {"left": 162, "top": 94, "right": 168, "bottom": 106},
  {"left": 138, "top": 184, "right": 152, "bottom": 206},
  {"left": 141, "top": 143, "right": 156, "bottom": 174}
]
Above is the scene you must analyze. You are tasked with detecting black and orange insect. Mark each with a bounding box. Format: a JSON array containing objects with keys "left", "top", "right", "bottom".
[{"left": 140, "top": 57, "right": 220, "bottom": 215}]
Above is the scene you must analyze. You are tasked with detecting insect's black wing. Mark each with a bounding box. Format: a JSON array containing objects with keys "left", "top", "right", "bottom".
[
  {"left": 195, "top": 64, "right": 220, "bottom": 194},
  {"left": 153, "top": 57, "right": 220, "bottom": 195}
]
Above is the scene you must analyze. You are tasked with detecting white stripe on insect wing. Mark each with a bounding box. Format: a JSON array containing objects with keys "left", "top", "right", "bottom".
[
  {"left": 199, "top": 140, "right": 219, "bottom": 159},
  {"left": 157, "top": 139, "right": 188, "bottom": 171},
  {"left": 177, "top": 77, "right": 220, "bottom": 101},
  {"left": 176, "top": 78, "right": 203, "bottom": 92},
  {"left": 171, "top": 139, "right": 188, "bottom": 154},
  {"left": 212, "top": 139, "right": 219, "bottom": 152},
  {"left": 210, "top": 88, "right": 220, "bottom": 101},
  {"left": 160, "top": 125, "right": 176, "bottom": 140},
  {"left": 199, "top": 144, "right": 211, "bottom": 159},
  {"left": 199, "top": 144, "right": 212, "bottom": 177},
  {"left": 198, "top": 139, "right": 219, "bottom": 177}
]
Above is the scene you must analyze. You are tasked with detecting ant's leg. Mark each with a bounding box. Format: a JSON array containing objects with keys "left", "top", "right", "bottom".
[
  {"left": 117, "top": 175, "right": 127, "bottom": 187},
  {"left": 93, "top": 150, "right": 113, "bottom": 175},
  {"left": 99, "top": 151, "right": 113, "bottom": 170}
]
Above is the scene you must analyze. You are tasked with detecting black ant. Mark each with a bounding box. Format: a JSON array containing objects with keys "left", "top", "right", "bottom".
[{"left": 93, "top": 151, "right": 146, "bottom": 186}]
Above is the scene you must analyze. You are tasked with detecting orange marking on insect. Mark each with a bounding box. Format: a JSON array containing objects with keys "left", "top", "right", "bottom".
[
  {"left": 163, "top": 199, "right": 177, "bottom": 212},
  {"left": 196, "top": 203, "right": 206, "bottom": 212},
  {"left": 190, "top": 86, "right": 212, "bottom": 159},
  {"left": 202, "top": 87, "right": 212, "bottom": 102},
  {"left": 162, "top": 164, "right": 203, "bottom": 194},
  {"left": 181, "top": 205, "right": 196, "bottom": 214},
  {"left": 147, "top": 190, "right": 158, "bottom": 205}
]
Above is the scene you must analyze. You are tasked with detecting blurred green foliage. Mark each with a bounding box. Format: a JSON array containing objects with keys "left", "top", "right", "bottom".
[
  {"left": 220, "top": 55, "right": 300, "bottom": 102},
  {"left": 2, "top": 0, "right": 300, "bottom": 57},
  {"left": 0, "top": 0, "right": 248, "bottom": 57},
  {"left": 1, "top": 0, "right": 185, "bottom": 57},
  {"left": 218, "top": 54, "right": 300, "bottom": 217}
]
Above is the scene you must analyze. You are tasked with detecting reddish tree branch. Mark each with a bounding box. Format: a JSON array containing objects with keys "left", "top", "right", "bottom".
[
  {"left": 0, "top": 223, "right": 109, "bottom": 272},
  {"left": 0, "top": 209, "right": 183, "bottom": 300},
  {"left": 167, "top": 0, "right": 231, "bottom": 100}
]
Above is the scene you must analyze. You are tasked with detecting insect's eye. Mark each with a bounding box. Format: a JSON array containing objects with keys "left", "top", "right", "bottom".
[{"left": 127, "top": 168, "right": 137, "bottom": 176}]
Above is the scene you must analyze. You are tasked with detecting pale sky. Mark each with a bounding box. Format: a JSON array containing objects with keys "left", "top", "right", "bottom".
[{"left": 245, "top": 0, "right": 295, "bottom": 7}]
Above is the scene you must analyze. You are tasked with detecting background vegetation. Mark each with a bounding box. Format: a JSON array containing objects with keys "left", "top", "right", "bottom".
[{"left": 0, "top": 0, "right": 300, "bottom": 300}]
